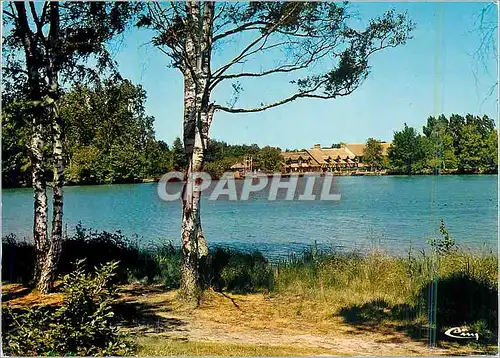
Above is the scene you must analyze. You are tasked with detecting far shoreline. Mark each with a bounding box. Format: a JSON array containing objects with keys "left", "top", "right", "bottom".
[{"left": 2, "top": 170, "right": 498, "bottom": 190}]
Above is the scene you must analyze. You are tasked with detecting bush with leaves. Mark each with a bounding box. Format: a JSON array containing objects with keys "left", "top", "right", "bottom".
[
  {"left": 207, "top": 248, "right": 273, "bottom": 293},
  {"left": 427, "top": 219, "right": 457, "bottom": 255},
  {"left": 3, "top": 260, "right": 134, "bottom": 356}
]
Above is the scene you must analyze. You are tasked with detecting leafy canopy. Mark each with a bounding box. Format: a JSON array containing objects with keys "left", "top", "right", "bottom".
[{"left": 139, "top": 2, "right": 415, "bottom": 113}]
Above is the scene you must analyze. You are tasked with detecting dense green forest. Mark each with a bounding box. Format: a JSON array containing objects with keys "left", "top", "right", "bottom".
[
  {"left": 387, "top": 114, "right": 498, "bottom": 174},
  {"left": 3, "top": 78, "right": 168, "bottom": 187},
  {"left": 2, "top": 78, "right": 282, "bottom": 187},
  {"left": 3, "top": 78, "right": 497, "bottom": 188},
  {"left": 2, "top": 76, "right": 497, "bottom": 188}
]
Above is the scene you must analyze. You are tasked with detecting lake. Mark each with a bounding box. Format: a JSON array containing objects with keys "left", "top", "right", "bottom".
[{"left": 2, "top": 175, "right": 498, "bottom": 258}]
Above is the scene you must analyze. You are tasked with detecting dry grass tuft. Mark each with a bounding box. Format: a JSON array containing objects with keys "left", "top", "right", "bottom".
[{"left": 136, "top": 336, "right": 330, "bottom": 356}]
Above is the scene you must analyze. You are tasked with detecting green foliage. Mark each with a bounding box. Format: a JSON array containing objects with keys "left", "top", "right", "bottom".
[
  {"left": 423, "top": 115, "right": 457, "bottom": 170},
  {"left": 1, "top": 98, "right": 36, "bottom": 187},
  {"left": 427, "top": 219, "right": 457, "bottom": 255},
  {"left": 458, "top": 123, "right": 485, "bottom": 171},
  {"left": 3, "top": 2, "right": 140, "bottom": 85},
  {"left": 469, "top": 319, "right": 495, "bottom": 345},
  {"left": 205, "top": 139, "right": 260, "bottom": 162},
  {"left": 2, "top": 225, "right": 497, "bottom": 346},
  {"left": 141, "top": 140, "right": 173, "bottom": 178},
  {"left": 273, "top": 242, "right": 497, "bottom": 345},
  {"left": 143, "top": 244, "right": 181, "bottom": 288},
  {"left": 2, "top": 234, "right": 36, "bottom": 285},
  {"left": 2, "top": 1, "right": 142, "bottom": 191},
  {"left": 208, "top": 248, "right": 273, "bottom": 293},
  {"left": 204, "top": 157, "right": 239, "bottom": 179},
  {"left": 172, "top": 137, "right": 188, "bottom": 171},
  {"left": 3, "top": 260, "right": 134, "bottom": 356},
  {"left": 2, "top": 224, "right": 174, "bottom": 286},
  {"left": 2, "top": 78, "right": 173, "bottom": 187},
  {"left": 362, "top": 138, "right": 383, "bottom": 170},
  {"left": 65, "top": 145, "right": 103, "bottom": 183},
  {"left": 142, "top": 3, "right": 413, "bottom": 102},
  {"left": 387, "top": 114, "right": 496, "bottom": 174},
  {"left": 203, "top": 139, "right": 281, "bottom": 177},
  {"left": 256, "top": 146, "right": 282, "bottom": 173},
  {"left": 62, "top": 79, "right": 163, "bottom": 184},
  {"left": 388, "top": 123, "right": 428, "bottom": 174},
  {"left": 446, "top": 114, "right": 496, "bottom": 172},
  {"left": 3, "top": 226, "right": 273, "bottom": 294}
]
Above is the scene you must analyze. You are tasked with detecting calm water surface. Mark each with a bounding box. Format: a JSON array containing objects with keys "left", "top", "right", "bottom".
[{"left": 2, "top": 175, "right": 498, "bottom": 257}]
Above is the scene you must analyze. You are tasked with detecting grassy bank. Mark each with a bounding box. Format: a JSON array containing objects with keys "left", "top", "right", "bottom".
[
  {"left": 136, "top": 336, "right": 331, "bottom": 356},
  {"left": 2, "top": 226, "right": 498, "bottom": 354}
]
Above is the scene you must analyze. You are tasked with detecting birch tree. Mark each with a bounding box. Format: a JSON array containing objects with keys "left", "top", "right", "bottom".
[
  {"left": 3, "top": 1, "right": 136, "bottom": 293},
  {"left": 140, "top": 1, "right": 414, "bottom": 302}
]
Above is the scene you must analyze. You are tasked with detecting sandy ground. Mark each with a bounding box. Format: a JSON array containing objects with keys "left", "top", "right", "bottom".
[
  {"left": 112, "top": 284, "right": 494, "bottom": 356},
  {"left": 3, "top": 283, "right": 495, "bottom": 356}
]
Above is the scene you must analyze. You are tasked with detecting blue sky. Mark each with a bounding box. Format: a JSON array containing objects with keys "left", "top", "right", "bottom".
[{"left": 111, "top": 2, "right": 498, "bottom": 149}]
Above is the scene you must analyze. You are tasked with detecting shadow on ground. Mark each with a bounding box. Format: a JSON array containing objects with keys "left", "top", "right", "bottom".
[
  {"left": 338, "top": 273, "right": 498, "bottom": 347},
  {"left": 339, "top": 298, "right": 427, "bottom": 341},
  {"left": 2, "top": 285, "right": 30, "bottom": 303},
  {"left": 113, "top": 287, "right": 187, "bottom": 334}
]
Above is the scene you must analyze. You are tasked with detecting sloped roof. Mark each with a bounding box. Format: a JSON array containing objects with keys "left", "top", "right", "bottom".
[
  {"left": 307, "top": 147, "right": 354, "bottom": 164},
  {"left": 344, "top": 142, "right": 392, "bottom": 156},
  {"left": 230, "top": 162, "right": 245, "bottom": 170},
  {"left": 343, "top": 143, "right": 365, "bottom": 157},
  {"left": 282, "top": 151, "right": 311, "bottom": 161},
  {"left": 281, "top": 142, "right": 392, "bottom": 166},
  {"left": 380, "top": 143, "right": 391, "bottom": 156}
]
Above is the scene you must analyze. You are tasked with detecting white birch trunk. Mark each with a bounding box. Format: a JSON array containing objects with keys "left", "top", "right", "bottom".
[
  {"left": 14, "top": 2, "right": 50, "bottom": 290},
  {"left": 38, "top": 2, "right": 63, "bottom": 293},
  {"left": 32, "top": 124, "right": 49, "bottom": 290},
  {"left": 179, "top": 1, "right": 214, "bottom": 301}
]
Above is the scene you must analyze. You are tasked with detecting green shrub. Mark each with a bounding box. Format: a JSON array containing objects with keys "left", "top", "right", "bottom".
[
  {"left": 468, "top": 319, "right": 495, "bottom": 345},
  {"left": 427, "top": 219, "right": 457, "bottom": 255},
  {"left": 3, "top": 260, "right": 134, "bottom": 356},
  {"left": 2, "top": 224, "right": 180, "bottom": 287},
  {"left": 208, "top": 248, "right": 273, "bottom": 293},
  {"left": 147, "top": 244, "right": 181, "bottom": 288},
  {"left": 2, "top": 233, "right": 36, "bottom": 284}
]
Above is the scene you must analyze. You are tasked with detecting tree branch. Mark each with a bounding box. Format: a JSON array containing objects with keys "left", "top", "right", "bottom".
[
  {"left": 213, "top": 78, "right": 328, "bottom": 113},
  {"left": 29, "top": 2, "right": 47, "bottom": 44},
  {"left": 213, "top": 30, "right": 400, "bottom": 115},
  {"left": 212, "top": 20, "right": 269, "bottom": 42},
  {"left": 209, "top": 37, "right": 334, "bottom": 91},
  {"left": 211, "top": 3, "right": 302, "bottom": 80},
  {"left": 3, "top": 9, "right": 16, "bottom": 20}
]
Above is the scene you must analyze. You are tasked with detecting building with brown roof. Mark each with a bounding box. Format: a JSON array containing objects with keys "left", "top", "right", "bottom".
[
  {"left": 281, "top": 150, "right": 321, "bottom": 173},
  {"left": 343, "top": 142, "right": 391, "bottom": 159},
  {"left": 281, "top": 142, "right": 391, "bottom": 174}
]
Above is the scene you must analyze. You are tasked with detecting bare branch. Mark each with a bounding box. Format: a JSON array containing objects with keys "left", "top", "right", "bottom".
[
  {"left": 3, "top": 9, "right": 16, "bottom": 20},
  {"left": 213, "top": 3, "right": 227, "bottom": 23},
  {"left": 40, "top": 2, "right": 48, "bottom": 25},
  {"left": 210, "top": 36, "right": 334, "bottom": 91},
  {"left": 29, "top": 1, "right": 46, "bottom": 44},
  {"left": 213, "top": 32, "right": 400, "bottom": 114},
  {"left": 213, "top": 20, "right": 268, "bottom": 42},
  {"left": 211, "top": 3, "right": 302, "bottom": 80},
  {"left": 213, "top": 78, "right": 328, "bottom": 113}
]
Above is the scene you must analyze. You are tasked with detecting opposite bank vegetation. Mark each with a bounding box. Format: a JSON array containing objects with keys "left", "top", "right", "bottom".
[
  {"left": 2, "top": 222, "right": 497, "bottom": 356},
  {"left": 3, "top": 77, "right": 498, "bottom": 188}
]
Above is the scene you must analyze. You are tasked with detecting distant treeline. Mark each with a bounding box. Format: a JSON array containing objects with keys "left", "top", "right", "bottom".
[
  {"left": 3, "top": 77, "right": 497, "bottom": 188},
  {"left": 2, "top": 78, "right": 282, "bottom": 187},
  {"left": 387, "top": 114, "right": 497, "bottom": 174},
  {"left": 4, "top": 79, "right": 168, "bottom": 187}
]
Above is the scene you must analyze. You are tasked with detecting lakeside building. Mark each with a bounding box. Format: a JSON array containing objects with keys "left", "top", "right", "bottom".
[
  {"left": 281, "top": 143, "right": 391, "bottom": 174},
  {"left": 230, "top": 156, "right": 258, "bottom": 179}
]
